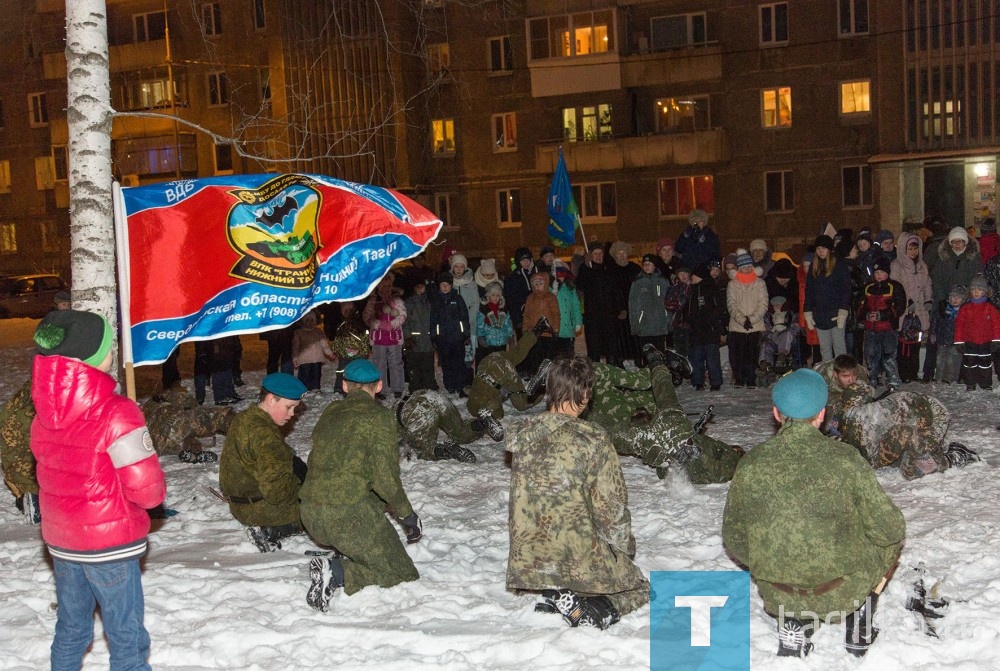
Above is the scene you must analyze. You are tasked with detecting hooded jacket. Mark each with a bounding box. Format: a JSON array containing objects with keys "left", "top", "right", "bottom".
[
  {"left": 890, "top": 232, "right": 933, "bottom": 331},
  {"left": 628, "top": 269, "right": 671, "bottom": 336},
  {"left": 931, "top": 236, "right": 982, "bottom": 305},
  {"left": 522, "top": 272, "right": 561, "bottom": 337},
  {"left": 31, "top": 355, "right": 165, "bottom": 561}
]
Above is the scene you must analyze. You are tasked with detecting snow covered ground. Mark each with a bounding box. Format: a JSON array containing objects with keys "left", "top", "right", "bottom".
[{"left": 2, "top": 318, "right": 999, "bottom": 670}]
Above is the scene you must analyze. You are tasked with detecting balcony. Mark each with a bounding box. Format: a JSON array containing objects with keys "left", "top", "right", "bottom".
[
  {"left": 536, "top": 128, "right": 730, "bottom": 173},
  {"left": 621, "top": 45, "right": 722, "bottom": 88},
  {"left": 42, "top": 39, "right": 168, "bottom": 80},
  {"left": 529, "top": 52, "right": 622, "bottom": 97}
]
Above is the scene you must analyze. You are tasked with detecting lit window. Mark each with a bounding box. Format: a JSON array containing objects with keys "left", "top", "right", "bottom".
[
  {"left": 28, "top": 93, "right": 48, "bottom": 127},
  {"left": 202, "top": 3, "right": 222, "bottom": 36},
  {"left": 572, "top": 182, "right": 616, "bottom": 222},
  {"left": 649, "top": 13, "right": 707, "bottom": 50},
  {"left": 0, "top": 223, "right": 15, "bottom": 253},
  {"left": 527, "top": 12, "right": 614, "bottom": 60},
  {"left": 492, "top": 113, "right": 517, "bottom": 152},
  {"left": 842, "top": 165, "right": 873, "bottom": 208},
  {"left": 488, "top": 36, "right": 513, "bottom": 73},
  {"left": 427, "top": 43, "right": 450, "bottom": 75},
  {"left": 133, "top": 11, "right": 167, "bottom": 42},
  {"left": 434, "top": 193, "right": 452, "bottom": 228},
  {"left": 0, "top": 160, "right": 10, "bottom": 193},
  {"left": 840, "top": 80, "right": 871, "bottom": 114},
  {"left": 658, "top": 176, "right": 714, "bottom": 217},
  {"left": 922, "top": 100, "right": 961, "bottom": 138},
  {"left": 762, "top": 87, "right": 792, "bottom": 128},
  {"left": 839, "top": 0, "right": 868, "bottom": 36},
  {"left": 432, "top": 119, "right": 455, "bottom": 155},
  {"left": 765, "top": 171, "right": 794, "bottom": 212},
  {"left": 655, "top": 97, "right": 710, "bottom": 133},
  {"left": 52, "top": 145, "right": 68, "bottom": 181},
  {"left": 208, "top": 72, "right": 229, "bottom": 106},
  {"left": 760, "top": 3, "right": 788, "bottom": 46},
  {"left": 498, "top": 188, "right": 521, "bottom": 227},
  {"left": 563, "top": 104, "right": 612, "bottom": 142}
]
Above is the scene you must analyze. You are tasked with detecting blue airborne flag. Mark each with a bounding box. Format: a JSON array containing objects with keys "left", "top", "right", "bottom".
[{"left": 547, "top": 149, "right": 580, "bottom": 247}]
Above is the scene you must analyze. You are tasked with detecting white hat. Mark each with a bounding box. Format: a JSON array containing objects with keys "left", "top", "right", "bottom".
[{"left": 948, "top": 227, "right": 969, "bottom": 243}]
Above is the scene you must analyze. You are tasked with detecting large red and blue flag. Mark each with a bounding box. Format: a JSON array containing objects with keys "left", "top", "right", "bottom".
[{"left": 114, "top": 173, "right": 442, "bottom": 366}]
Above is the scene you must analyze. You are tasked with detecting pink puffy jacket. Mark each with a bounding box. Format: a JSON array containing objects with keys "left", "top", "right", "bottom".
[{"left": 31, "top": 355, "right": 166, "bottom": 562}]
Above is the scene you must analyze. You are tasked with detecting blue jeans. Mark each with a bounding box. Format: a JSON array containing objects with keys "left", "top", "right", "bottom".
[{"left": 51, "top": 557, "right": 151, "bottom": 671}]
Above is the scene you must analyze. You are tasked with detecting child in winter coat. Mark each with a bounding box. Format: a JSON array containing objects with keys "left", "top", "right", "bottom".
[
  {"left": 663, "top": 267, "right": 692, "bottom": 353},
  {"left": 628, "top": 254, "right": 671, "bottom": 366},
  {"left": 30, "top": 309, "right": 166, "bottom": 669},
  {"left": 403, "top": 280, "right": 436, "bottom": 392},
  {"left": 522, "top": 272, "right": 560, "bottom": 371},
  {"left": 726, "top": 250, "right": 768, "bottom": 388},
  {"left": 979, "top": 217, "right": 999, "bottom": 264},
  {"left": 430, "top": 272, "right": 471, "bottom": 394},
  {"left": 553, "top": 266, "right": 583, "bottom": 358},
  {"left": 292, "top": 312, "right": 335, "bottom": 391},
  {"left": 476, "top": 281, "right": 514, "bottom": 364},
  {"left": 856, "top": 260, "right": 907, "bottom": 389},
  {"left": 757, "top": 296, "right": 800, "bottom": 384},
  {"left": 684, "top": 265, "right": 726, "bottom": 390},
  {"left": 363, "top": 273, "right": 407, "bottom": 399},
  {"left": 330, "top": 301, "right": 370, "bottom": 393},
  {"left": 954, "top": 274, "right": 1000, "bottom": 390},
  {"left": 931, "top": 285, "right": 967, "bottom": 383}
]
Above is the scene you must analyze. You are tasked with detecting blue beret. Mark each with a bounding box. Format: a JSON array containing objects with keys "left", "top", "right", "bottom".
[
  {"left": 772, "top": 368, "right": 828, "bottom": 419},
  {"left": 343, "top": 359, "right": 381, "bottom": 384},
  {"left": 261, "top": 373, "right": 307, "bottom": 400}
]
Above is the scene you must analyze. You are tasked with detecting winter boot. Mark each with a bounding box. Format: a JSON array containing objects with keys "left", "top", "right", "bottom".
[
  {"left": 945, "top": 442, "right": 980, "bottom": 468},
  {"left": 664, "top": 347, "right": 693, "bottom": 381},
  {"left": 178, "top": 449, "right": 219, "bottom": 464},
  {"left": 578, "top": 596, "right": 621, "bottom": 629},
  {"left": 535, "top": 589, "right": 562, "bottom": 614},
  {"left": 531, "top": 316, "right": 554, "bottom": 337},
  {"left": 525, "top": 359, "right": 553, "bottom": 397},
  {"left": 20, "top": 492, "right": 41, "bottom": 525},
  {"left": 433, "top": 441, "right": 477, "bottom": 463},
  {"left": 246, "top": 526, "right": 280, "bottom": 553},
  {"left": 845, "top": 592, "right": 880, "bottom": 657},
  {"left": 642, "top": 343, "right": 667, "bottom": 370},
  {"left": 476, "top": 407, "right": 505, "bottom": 442},
  {"left": 306, "top": 556, "right": 344, "bottom": 612},
  {"left": 776, "top": 617, "right": 814, "bottom": 657}
]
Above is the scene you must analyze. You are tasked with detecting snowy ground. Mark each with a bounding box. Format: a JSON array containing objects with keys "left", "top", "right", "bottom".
[{"left": 2, "top": 318, "right": 999, "bottom": 670}]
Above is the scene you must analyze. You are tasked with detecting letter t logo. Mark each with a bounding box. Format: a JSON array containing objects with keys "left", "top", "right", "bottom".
[{"left": 674, "top": 596, "right": 729, "bottom": 646}]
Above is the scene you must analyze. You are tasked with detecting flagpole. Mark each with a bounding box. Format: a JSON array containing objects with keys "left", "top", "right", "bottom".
[{"left": 112, "top": 181, "right": 137, "bottom": 401}]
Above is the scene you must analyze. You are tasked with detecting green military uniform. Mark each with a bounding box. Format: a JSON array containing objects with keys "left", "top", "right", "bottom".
[
  {"left": 0, "top": 380, "right": 38, "bottom": 499},
  {"left": 506, "top": 412, "right": 649, "bottom": 617},
  {"left": 591, "top": 363, "right": 742, "bottom": 483},
  {"left": 302, "top": 389, "right": 418, "bottom": 595},
  {"left": 219, "top": 405, "right": 301, "bottom": 527},
  {"left": 466, "top": 331, "right": 539, "bottom": 419},
  {"left": 723, "top": 420, "right": 905, "bottom": 620},
  {"left": 813, "top": 359, "right": 869, "bottom": 436},
  {"left": 393, "top": 390, "right": 480, "bottom": 461},
  {"left": 141, "top": 386, "right": 234, "bottom": 455}
]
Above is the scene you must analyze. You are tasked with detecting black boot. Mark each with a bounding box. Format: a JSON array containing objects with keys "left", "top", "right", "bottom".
[
  {"left": 665, "top": 347, "right": 693, "bottom": 381},
  {"left": 306, "top": 556, "right": 345, "bottom": 612},
  {"left": 525, "top": 359, "right": 552, "bottom": 397},
  {"left": 579, "top": 596, "right": 621, "bottom": 629},
  {"left": 845, "top": 592, "right": 880, "bottom": 657},
  {"left": 945, "top": 442, "right": 980, "bottom": 468},
  {"left": 476, "top": 407, "right": 505, "bottom": 441},
  {"left": 433, "top": 442, "right": 477, "bottom": 463},
  {"left": 246, "top": 526, "right": 280, "bottom": 553},
  {"left": 776, "top": 617, "right": 814, "bottom": 657},
  {"left": 642, "top": 343, "right": 667, "bottom": 369},
  {"left": 548, "top": 590, "right": 621, "bottom": 629}
]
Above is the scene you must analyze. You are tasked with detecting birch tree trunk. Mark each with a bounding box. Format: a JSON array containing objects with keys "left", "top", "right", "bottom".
[{"left": 65, "top": 1, "right": 115, "bottom": 330}]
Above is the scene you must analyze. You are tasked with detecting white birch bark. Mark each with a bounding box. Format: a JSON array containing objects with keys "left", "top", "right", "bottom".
[{"left": 65, "top": 0, "right": 115, "bottom": 329}]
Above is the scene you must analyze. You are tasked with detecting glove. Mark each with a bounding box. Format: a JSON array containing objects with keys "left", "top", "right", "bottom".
[
  {"left": 803, "top": 311, "right": 815, "bottom": 331},
  {"left": 742, "top": 317, "right": 752, "bottom": 331},
  {"left": 906, "top": 300, "right": 916, "bottom": 314},
  {"left": 401, "top": 512, "right": 422, "bottom": 544},
  {"left": 836, "top": 309, "right": 849, "bottom": 330}
]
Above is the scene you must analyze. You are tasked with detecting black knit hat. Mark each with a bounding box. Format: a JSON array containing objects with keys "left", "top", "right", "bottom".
[
  {"left": 814, "top": 235, "right": 835, "bottom": 250},
  {"left": 437, "top": 272, "right": 454, "bottom": 286},
  {"left": 34, "top": 309, "right": 114, "bottom": 367},
  {"left": 514, "top": 247, "right": 532, "bottom": 262}
]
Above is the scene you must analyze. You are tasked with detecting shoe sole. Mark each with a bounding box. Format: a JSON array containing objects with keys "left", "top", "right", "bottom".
[{"left": 306, "top": 557, "right": 331, "bottom": 612}]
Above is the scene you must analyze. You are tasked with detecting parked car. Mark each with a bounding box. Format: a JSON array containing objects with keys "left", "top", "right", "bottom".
[{"left": 0, "top": 274, "right": 67, "bottom": 319}]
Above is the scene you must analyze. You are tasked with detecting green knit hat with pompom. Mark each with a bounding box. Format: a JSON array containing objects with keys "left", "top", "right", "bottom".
[{"left": 34, "top": 309, "right": 114, "bottom": 368}]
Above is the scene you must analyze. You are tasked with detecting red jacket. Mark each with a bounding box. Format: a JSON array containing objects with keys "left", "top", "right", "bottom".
[
  {"left": 31, "top": 355, "right": 165, "bottom": 562},
  {"left": 954, "top": 299, "right": 1000, "bottom": 346}
]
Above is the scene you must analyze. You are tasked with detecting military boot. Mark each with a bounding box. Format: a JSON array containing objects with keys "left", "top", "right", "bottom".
[
  {"left": 531, "top": 316, "right": 554, "bottom": 337},
  {"left": 549, "top": 590, "right": 621, "bottom": 629},
  {"left": 642, "top": 343, "right": 668, "bottom": 369},
  {"left": 306, "top": 556, "right": 345, "bottom": 612},
  {"left": 525, "top": 359, "right": 552, "bottom": 397},
  {"left": 476, "top": 407, "right": 505, "bottom": 441},
  {"left": 246, "top": 526, "right": 280, "bottom": 553},
  {"left": 776, "top": 617, "right": 814, "bottom": 657},
  {"left": 433, "top": 441, "right": 477, "bottom": 463},
  {"left": 20, "top": 492, "right": 41, "bottom": 525},
  {"left": 845, "top": 593, "right": 880, "bottom": 657},
  {"left": 945, "top": 442, "right": 980, "bottom": 468},
  {"left": 664, "top": 347, "right": 693, "bottom": 381}
]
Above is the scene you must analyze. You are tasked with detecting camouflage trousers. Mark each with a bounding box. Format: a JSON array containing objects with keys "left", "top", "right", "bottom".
[
  {"left": 400, "top": 390, "right": 480, "bottom": 460},
  {"left": 580, "top": 580, "right": 651, "bottom": 618},
  {"left": 301, "top": 500, "right": 418, "bottom": 596}
]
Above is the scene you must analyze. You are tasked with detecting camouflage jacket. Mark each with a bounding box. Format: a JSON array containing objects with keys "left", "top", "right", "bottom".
[
  {"left": 141, "top": 387, "right": 234, "bottom": 455},
  {"left": 585, "top": 363, "right": 654, "bottom": 432},
  {"left": 0, "top": 380, "right": 38, "bottom": 497},
  {"left": 466, "top": 331, "right": 539, "bottom": 418},
  {"left": 723, "top": 420, "right": 905, "bottom": 615},
  {"left": 303, "top": 389, "right": 413, "bottom": 519},
  {"left": 219, "top": 406, "right": 300, "bottom": 527},
  {"left": 506, "top": 412, "right": 646, "bottom": 594}
]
